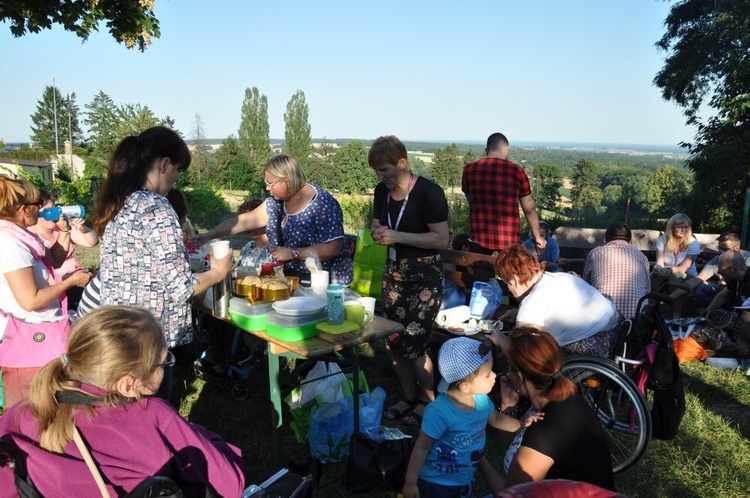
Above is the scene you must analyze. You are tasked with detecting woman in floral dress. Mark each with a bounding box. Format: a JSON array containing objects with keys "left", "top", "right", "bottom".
[{"left": 368, "top": 135, "right": 449, "bottom": 425}]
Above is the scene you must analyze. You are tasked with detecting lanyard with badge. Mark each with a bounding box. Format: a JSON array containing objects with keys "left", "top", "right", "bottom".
[{"left": 386, "top": 173, "right": 415, "bottom": 261}]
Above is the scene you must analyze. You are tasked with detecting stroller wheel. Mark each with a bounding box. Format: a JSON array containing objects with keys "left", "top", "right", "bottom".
[{"left": 231, "top": 382, "right": 250, "bottom": 401}]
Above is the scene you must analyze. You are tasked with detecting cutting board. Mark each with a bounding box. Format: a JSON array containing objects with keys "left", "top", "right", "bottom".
[{"left": 316, "top": 320, "right": 360, "bottom": 344}]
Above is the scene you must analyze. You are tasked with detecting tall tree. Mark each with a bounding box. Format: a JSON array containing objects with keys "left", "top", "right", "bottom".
[
  {"left": 570, "top": 158, "right": 602, "bottom": 214},
  {"left": 654, "top": 0, "right": 750, "bottom": 230},
  {"left": 431, "top": 143, "right": 463, "bottom": 189},
  {"left": 188, "top": 113, "right": 214, "bottom": 184},
  {"left": 30, "top": 85, "right": 64, "bottom": 150},
  {"left": 84, "top": 91, "right": 119, "bottom": 153},
  {"left": 238, "top": 87, "right": 271, "bottom": 194},
  {"left": 283, "top": 90, "right": 312, "bottom": 168},
  {"left": 112, "top": 104, "right": 163, "bottom": 143},
  {"left": 531, "top": 162, "right": 564, "bottom": 212},
  {"left": 2, "top": 0, "right": 160, "bottom": 50},
  {"left": 333, "top": 141, "right": 376, "bottom": 194}
]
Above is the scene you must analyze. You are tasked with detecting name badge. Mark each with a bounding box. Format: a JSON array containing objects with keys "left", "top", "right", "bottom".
[{"left": 389, "top": 247, "right": 397, "bottom": 261}]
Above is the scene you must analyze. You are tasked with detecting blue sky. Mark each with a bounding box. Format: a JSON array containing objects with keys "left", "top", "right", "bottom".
[{"left": 0, "top": 0, "right": 694, "bottom": 146}]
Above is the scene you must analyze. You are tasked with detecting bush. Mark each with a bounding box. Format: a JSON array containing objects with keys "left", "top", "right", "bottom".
[
  {"left": 339, "top": 195, "right": 373, "bottom": 233},
  {"left": 183, "top": 184, "right": 234, "bottom": 231}
]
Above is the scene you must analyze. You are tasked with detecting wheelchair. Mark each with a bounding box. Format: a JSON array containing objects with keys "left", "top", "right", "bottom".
[{"left": 560, "top": 293, "right": 682, "bottom": 474}]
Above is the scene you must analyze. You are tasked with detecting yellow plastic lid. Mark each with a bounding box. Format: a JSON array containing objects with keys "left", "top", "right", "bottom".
[{"left": 316, "top": 320, "right": 360, "bottom": 335}]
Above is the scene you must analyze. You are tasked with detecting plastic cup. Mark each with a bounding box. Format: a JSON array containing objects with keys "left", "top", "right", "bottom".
[
  {"left": 310, "top": 270, "right": 329, "bottom": 290},
  {"left": 344, "top": 301, "right": 373, "bottom": 327},
  {"left": 209, "top": 240, "right": 231, "bottom": 258}
]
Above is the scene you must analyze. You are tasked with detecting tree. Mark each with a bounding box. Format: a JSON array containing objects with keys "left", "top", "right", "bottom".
[
  {"left": 641, "top": 165, "right": 691, "bottom": 216},
  {"left": 84, "top": 91, "right": 119, "bottom": 153},
  {"left": 187, "top": 113, "right": 214, "bottom": 185},
  {"left": 2, "top": 0, "right": 160, "bottom": 50},
  {"left": 30, "top": 85, "right": 80, "bottom": 151},
  {"left": 214, "top": 135, "right": 253, "bottom": 191},
  {"left": 531, "top": 162, "right": 563, "bottom": 212},
  {"left": 306, "top": 138, "right": 339, "bottom": 190},
  {"left": 238, "top": 87, "right": 271, "bottom": 194},
  {"left": 333, "top": 141, "right": 376, "bottom": 194},
  {"left": 431, "top": 143, "right": 463, "bottom": 189},
  {"left": 570, "top": 159, "right": 602, "bottom": 214},
  {"left": 654, "top": 0, "right": 750, "bottom": 230},
  {"left": 462, "top": 149, "right": 479, "bottom": 166},
  {"left": 112, "top": 104, "right": 163, "bottom": 143},
  {"left": 283, "top": 90, "right": 312, "bottom": 168}
]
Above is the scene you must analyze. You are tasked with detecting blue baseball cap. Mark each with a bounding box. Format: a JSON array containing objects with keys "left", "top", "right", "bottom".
[{"left": 437, "top": 337, "right": 492, "bottom": 393}]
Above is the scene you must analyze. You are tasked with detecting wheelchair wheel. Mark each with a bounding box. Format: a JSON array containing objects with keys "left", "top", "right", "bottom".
[
  {"left": 230, "top": 382, "right": 250, "bottom": 401},
  {"left": 563, "top": 355, "right": 652, "bottom": 474}
]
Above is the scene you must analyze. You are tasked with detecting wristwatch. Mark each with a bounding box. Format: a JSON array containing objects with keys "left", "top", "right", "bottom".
[{"left": 290, "top": 249, "right": 300, "bottom": 260}]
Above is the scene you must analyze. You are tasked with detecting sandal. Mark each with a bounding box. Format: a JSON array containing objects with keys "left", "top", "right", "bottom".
[
  {"left": 383, "top": 398, "right": 418, "bottom": 420},
  {"left": 403, "top": 399, "right": 430, "bottom": 426}
]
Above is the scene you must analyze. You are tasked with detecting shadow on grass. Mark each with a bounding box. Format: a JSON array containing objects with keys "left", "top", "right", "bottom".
[{"left": 682, "top": 370, "right": 750, "bottom": 438}]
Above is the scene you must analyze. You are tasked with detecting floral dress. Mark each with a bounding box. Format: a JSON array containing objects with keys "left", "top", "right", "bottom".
[
  {"left": 265, "top": 184, "right": 353, "bottom": 285},
  {"left": 100, "top": 189, "right": 197, "bottom": 348}
]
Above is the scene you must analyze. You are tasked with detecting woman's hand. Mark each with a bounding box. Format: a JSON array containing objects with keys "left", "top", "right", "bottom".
[
  {"left": 54, "top": 215, "right": 71, "bottom": 233},
  {"left": 65, "top": 268, "right": 93, "bottom": 287},
  {"left": 500, "top": 308, "right": 518, "bottom": 323},
  {"left": 271, "top": 246, "right": 297, "bottom": 262},
  {"left": 191, "top": 232, "right": 213, "bottom": 247}
]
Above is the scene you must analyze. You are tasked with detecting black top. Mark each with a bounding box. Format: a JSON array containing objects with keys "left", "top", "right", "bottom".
[
  {"left": 373, "top": 176, "right": 448, "bottom": 260},
  {"left": 520, "top": 394, "right": 616, "bottom": 491}
]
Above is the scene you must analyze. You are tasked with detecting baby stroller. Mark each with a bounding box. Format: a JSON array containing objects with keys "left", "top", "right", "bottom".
[{"left": 192, "top": 311, "right": 265, "bottom": 401}]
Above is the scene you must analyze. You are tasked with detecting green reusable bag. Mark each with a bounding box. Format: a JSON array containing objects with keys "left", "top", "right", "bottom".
[{"left": 351, "top": 229, "right": 387, "bottom": 300}]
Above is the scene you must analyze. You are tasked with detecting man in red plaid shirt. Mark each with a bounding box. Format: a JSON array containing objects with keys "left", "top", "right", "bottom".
[{"left": 462, "top": 133, "right": 546, "bottom": 254}]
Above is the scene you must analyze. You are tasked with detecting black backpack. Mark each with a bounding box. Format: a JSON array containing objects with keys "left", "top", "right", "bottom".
[{"left": 631, "top": 294, "right": 686, "bottom": 440}]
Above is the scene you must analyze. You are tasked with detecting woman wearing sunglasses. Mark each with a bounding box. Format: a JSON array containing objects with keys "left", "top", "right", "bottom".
[
  {"left": 0, "top": 174, "right": 92, "bottom": 406},
  {"left": 0, "top": 306, "right": 245, "bottom": 497}
]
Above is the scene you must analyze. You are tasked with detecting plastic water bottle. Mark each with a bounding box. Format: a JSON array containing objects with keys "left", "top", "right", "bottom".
[
  {"left": 326, "top": 283, "right": 344, "bottom": 325},
  {"left": 39, "top": 205, "right": 85, "bottom": 221}
]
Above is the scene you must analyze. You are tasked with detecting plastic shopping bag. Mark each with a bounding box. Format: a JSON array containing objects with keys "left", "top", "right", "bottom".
[
  {"left": 468, "top": 279, "right": 503, "bottom": 319},
  {"left": 286, "top": 364, "right": 369, "bottom": 443},
  {"left": 309, "top": 386, "right": 386, "bottom": 463},
  {"left": 351, "top": 229, "right": 387, "bottom": 300}
]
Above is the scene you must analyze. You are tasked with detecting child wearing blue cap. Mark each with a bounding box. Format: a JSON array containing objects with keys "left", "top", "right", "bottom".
[{"left": 402, "top": 337, "right": 542, "bottom": 498}]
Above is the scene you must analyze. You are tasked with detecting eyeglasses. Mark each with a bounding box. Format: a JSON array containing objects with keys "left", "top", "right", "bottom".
[
  {"left": 25, "top": 201, "right": 44, "bottom": 207},
  {"left": 264, "top": 178, "right": 284, "bottom": 189},
  {"left": 716, "top": 244, "right": 734, "bottom": 252},
  {"left": 155, "top": 350, "right": 176, "bottom": 369},
  {"left": 674, "top": 225, "right": 690, "bottom": 231}
]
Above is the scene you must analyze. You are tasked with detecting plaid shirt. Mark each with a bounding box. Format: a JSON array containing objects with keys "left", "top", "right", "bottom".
[
  {"left": 583, "top": 240, "right": 651, "bottom": 320},
  {"left": 461, "top": 157, "right": 531, "bottom": 251}
]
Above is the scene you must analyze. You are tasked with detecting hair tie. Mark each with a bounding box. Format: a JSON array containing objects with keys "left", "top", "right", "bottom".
[
  {"left": 550, "top": 371, "right": 561, "bottom": 380},
  {"left": 60, "top": 353, "right": 68, "bottom": 367}
]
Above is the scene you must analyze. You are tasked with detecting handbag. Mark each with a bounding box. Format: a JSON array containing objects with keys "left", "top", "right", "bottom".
[
  {"left": 351, "top": 229, "right": 387, "bottom": 300},
  {"left": 0, "top": 259, "right": 70, "bottom": 368},
  {"left": 344, "top": 428, "right": 413, "bottom": 494}
]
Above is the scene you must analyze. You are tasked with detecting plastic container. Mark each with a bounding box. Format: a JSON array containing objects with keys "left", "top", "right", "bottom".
[
  {"left": 228, "top": 298, "right": 271, "bottom": 331},
  {"left": 40, "top": 205, "right": 85, "bottom": 221},
  {"left": 265, "top": 309, "right": 328, "bottom": 341},
  {"left": 326, "top": 283, "right": 344, "bottom": 325}
]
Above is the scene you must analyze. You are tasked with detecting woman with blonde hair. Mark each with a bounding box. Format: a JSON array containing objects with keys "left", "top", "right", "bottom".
[
  {"left": 195, "top": 154, "right": 352, "bottom": 284},
  {"left": 0, "top": 175, "right": 92, "bottom": 406},
  {"left": 0, "top": 305, "right": 245, "bottom": 496},
  {"left": 651, "top": 213, "right": 700, "bottom": 293},
  {"left": 481, "top": 327, "right": 616, "bottom": 492}
]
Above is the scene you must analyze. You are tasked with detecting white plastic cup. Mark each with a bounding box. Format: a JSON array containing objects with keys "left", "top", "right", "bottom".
[
  {"left": 209, "top": 240, "right": 231, "bottom": 258},
  {"left": 358, "top": 296, "right": 376, "bottom": 317},
  {"left": 310, "top": 270, "right": 330, "bottom": 289}
]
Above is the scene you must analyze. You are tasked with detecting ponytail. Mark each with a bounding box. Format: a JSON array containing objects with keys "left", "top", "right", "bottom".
[{"left": 508, "top": 326, "right": 575, "bottom": 402}]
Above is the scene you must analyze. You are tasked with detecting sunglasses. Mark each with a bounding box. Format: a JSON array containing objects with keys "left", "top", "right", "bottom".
[
  {"left": 155, "top": 350, "right": 176, "bottom": 368},
  {"left": 25, "top": 201, "right": 44, "bottom": 207}
]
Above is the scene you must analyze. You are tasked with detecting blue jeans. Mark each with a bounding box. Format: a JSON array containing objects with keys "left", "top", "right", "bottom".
[{"left": 418, "top": 477, "right": 476, "bottom": 498}]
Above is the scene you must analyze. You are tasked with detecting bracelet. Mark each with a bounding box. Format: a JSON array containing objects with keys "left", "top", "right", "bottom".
[
  {"left": 59, "top": 230, "right": 71, "bottom": 233},
  {"left": 501, "top": 404, "right": 520, "bottom": 417}
]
